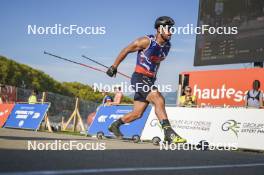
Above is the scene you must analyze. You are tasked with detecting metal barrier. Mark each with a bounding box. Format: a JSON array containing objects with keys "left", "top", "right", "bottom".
[{"left": 16, "top": 88, "right": 100, "bottom": 126}]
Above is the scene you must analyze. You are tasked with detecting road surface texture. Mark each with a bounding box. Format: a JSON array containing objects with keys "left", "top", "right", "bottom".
[{"left": 0, "top": 128, "right": 264, "bottom": 175}]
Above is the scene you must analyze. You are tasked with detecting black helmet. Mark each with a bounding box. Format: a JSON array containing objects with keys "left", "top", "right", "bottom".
[{"left": 154, "top": 16, "right": 175, "bottom": 29}]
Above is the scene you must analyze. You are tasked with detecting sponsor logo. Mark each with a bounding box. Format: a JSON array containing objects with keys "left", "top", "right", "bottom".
[
  {"left": 18, "top": 120, "right": 24, "bottom": 127},
  {"left": 32, "top": 113, "right": 41, "bottom": 119},
  {"left": 150, "top": 119, "right": 162, "bottom": 131},
  {"left": 15, "top": 110, "right": 34, "bottom": 119},
  {"left": 115, "top": 109, "right": 132, "bottom": 114},
  {"left": 193, "top": 84, "right": 246, "bottom": 103},
  {"left": 222, "top": 119, "right": 264, "bottom": 137},
  {"left": 97, "top": 114, "right": 125, "bottom": 123},
  {"left": 109, "top": 114, "right": 123, "bottom": 120},
  {"left": 98, "top": 115, "right": 107, "bottom": 123},
  {"left": 221, "top": 120, "right": 241, "bottom": 138},
  {"left": 170, "top": 120, "right": 211, "bottom": 131},
  {"left": 0, "top": 109, "right": 9, "bottom": 116}
]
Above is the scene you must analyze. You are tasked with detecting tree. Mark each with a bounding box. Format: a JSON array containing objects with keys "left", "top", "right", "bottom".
[{"left": 0, "top": 55, "right": 133, "bottom": 103}]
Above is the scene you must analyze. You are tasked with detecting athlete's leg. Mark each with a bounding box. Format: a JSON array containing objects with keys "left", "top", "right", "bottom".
[
  {"left": 122, "top": 101, "right": 149, "bottom": 123},
  {"left": 108, "top": 100, "right": 148, "bottom": 138},
  {"left": 146, "top": 90, "right": 167, "bottom": 121},
  {"left": 146, "top": 90, "right": 186, "bottom": 143}
]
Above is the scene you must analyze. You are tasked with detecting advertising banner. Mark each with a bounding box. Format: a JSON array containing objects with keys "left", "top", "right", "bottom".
[
  {"left": 0, "top": 104, "right": 15, "bottom": 127},
  {"left": 141, "top": 107, "right": 264, "bottom": 150},
  {"left": 181, "top": 68, "right": 264, "bottom": 107},
  {"left": 212, "top": 108, "right": 264, "bottom": 150},
  {"left": 141, "top": 107, "right": 216, "bottom": 145},
  {"left": 88, "top": 105, "right": 152, "bottom": 138},
  {"left": 4, "top": 103, "right": 50, "bottom": 130}
]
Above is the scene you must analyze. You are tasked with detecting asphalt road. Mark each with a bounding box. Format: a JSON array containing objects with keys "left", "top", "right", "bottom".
[{"left": 0, "top": 128, "right": 264, "bottom": 175}]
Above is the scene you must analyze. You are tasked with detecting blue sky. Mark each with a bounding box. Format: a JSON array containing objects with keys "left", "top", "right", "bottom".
[{"left": 0, "top": 0, "right": 246, "bottom": 92}]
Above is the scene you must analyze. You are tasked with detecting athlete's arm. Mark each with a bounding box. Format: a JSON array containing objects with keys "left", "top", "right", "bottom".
[{"left": 112, "top": 37, "right": 150, "bottom": 68}]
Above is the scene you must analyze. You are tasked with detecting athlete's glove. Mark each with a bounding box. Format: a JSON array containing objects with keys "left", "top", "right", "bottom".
[{"left": 106, "top": 65, "right": 117, "bottom": 77}]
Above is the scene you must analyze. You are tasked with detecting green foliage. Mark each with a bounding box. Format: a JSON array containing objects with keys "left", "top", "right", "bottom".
[{"left": 0, "top": 55, "right": 133, "bottom": 104}]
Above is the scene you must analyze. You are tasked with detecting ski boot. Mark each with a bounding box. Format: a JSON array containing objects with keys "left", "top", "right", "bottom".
[
  {"left": 108, "top": 119, "right": 124, "bottom": 139},
  {"left": 164, "top": 126, "right": 187, "bottom": 144}
]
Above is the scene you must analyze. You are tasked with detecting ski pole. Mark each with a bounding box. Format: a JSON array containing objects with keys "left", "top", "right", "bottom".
[{"left": 81, "top": 55, "right": 131, "bottom": 79}]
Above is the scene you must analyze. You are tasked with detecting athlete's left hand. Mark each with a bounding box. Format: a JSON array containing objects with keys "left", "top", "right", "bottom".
[{"left": 106, "top": 65, "right": 117, "bottom": 77}]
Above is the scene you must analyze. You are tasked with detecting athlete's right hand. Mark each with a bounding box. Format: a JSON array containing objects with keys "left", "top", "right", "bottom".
[{"left": 106, "top": 65, "right": 117, "bottom": 77}]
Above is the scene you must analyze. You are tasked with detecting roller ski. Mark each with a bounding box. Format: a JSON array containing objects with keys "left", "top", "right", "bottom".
[{"left": 96, "top": 119, "right": 141, "bottom": 143}]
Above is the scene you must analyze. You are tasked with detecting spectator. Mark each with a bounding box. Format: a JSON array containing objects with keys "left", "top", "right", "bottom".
[
  {"left": 101, "top": 91, "right": 113, "bottom": 106},
  {"left": 0, "top": 85, "right": 9, "bottom": 104},
  {"left": 109, "top": 86, "right": 123, "bottom": 105},
  {"left": 28, "top": 89, "right": 38, "bottom": 104},
  {"left": 179, "top": 86, "right": 197, "bottom": 107},
  {"left": 245, "top": 80, "right": 263, "bottom": 108}
]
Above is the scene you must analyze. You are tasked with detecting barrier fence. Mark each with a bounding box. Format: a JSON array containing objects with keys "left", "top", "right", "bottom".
[
  {"left": 2, "top": 86, "right": 100, "bottom": 128},
  {"left": 1, "top": 85, "right": 264, "bottom": 151},
  {"left": 0, "top": 85, "right": 100, "bottom": 131},
  {"left": 88, "top": 105, "right": 264, "bottom": 151}
]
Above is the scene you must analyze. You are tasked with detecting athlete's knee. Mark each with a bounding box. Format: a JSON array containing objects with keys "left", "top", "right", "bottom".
[{"left": 149, "top": 91, "right": 165, "bottom": 105}]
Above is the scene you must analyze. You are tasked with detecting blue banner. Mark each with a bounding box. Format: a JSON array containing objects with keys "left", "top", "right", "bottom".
[
  {"left": 88, "top": 105, "right": 152, "bottom": 138},
  {"left": 4, "top": 103, "right": 50, "bottom": 130}
]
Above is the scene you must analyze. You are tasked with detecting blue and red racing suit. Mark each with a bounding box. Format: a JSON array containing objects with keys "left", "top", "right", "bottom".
[
  {"left": 131, "top": 35, "right": 171, "bottom": 102},
  {"left": 135, "top": 35, "right": 171, "bottom": 78}
]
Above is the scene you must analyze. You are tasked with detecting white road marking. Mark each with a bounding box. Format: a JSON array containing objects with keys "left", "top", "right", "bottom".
[{"left": 1, "top": 163, "right": 264, "bottom": 175}]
